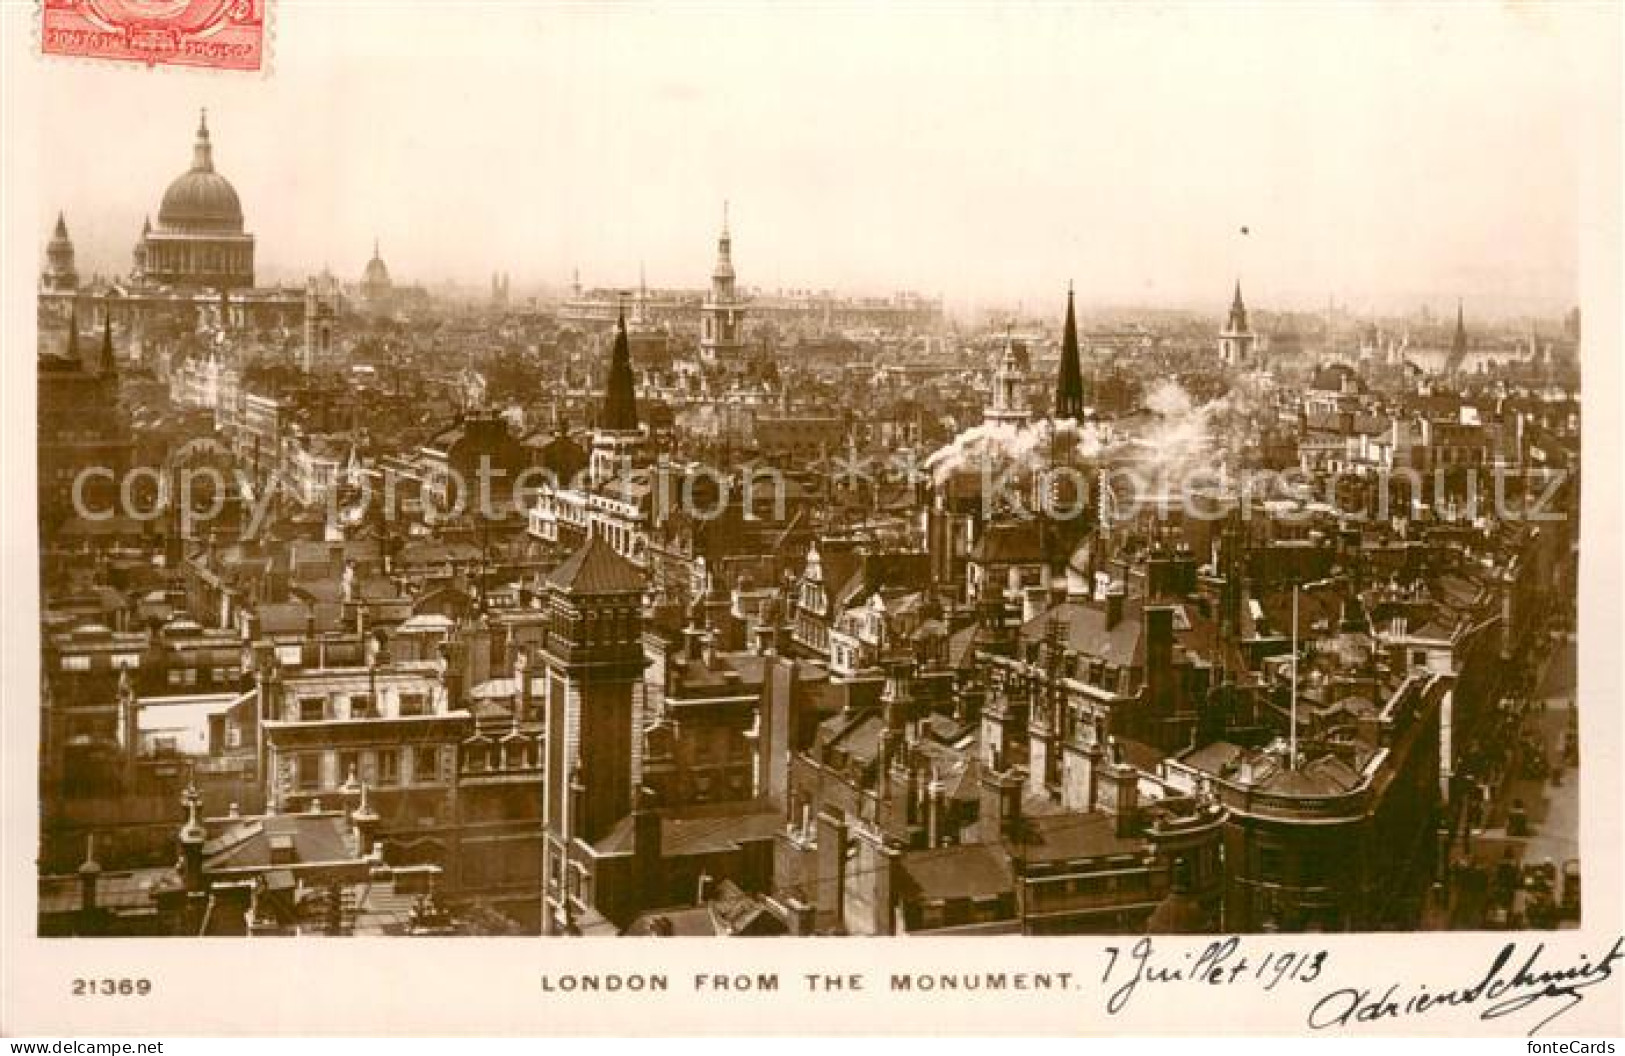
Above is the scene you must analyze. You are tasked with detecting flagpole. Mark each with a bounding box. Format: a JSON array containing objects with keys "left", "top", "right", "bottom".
[{"left": 1290, "top": 582, "right": 1299, "bottom": 769}]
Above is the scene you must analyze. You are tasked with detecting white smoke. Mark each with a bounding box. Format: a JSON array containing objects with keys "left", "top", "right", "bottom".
[
  {"left": 925, "top": 416, "right": 1106, "bottom": 484},
  {"left": 926, "top": 375, "right": 1272, "bottom": 489}
]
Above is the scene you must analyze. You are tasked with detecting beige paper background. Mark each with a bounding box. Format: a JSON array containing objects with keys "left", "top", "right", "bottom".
[{"left": 1, "top": 1, "right": 1620, "bottom": 1038}]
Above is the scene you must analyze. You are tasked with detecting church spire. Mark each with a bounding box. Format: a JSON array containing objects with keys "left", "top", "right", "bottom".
[
  {"left": 1054, "top": 282, "right": 1085, "bottom": 420},
  {"left": 712, "top": 201, "right": 735, "bottom": 283},
  {"left": 1227, "top": 279, "right": 1248, "bottom": 332},
  {"left": 1452, "top": 298, "right": 1466, "bottom": 354},
  {"left": 600, "top": 305, "right": 639, "bottom": 432},
  {"left": 99, "top": 302, "right": 116, "bottom": 376},
  {"left": 192, "top": 108, "right": 214, "bottom": 172}
]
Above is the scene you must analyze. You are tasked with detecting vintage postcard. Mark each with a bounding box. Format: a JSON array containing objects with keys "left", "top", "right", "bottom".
[{"left": 1, "top": 0, "right": 1621, "bottom": 1039}]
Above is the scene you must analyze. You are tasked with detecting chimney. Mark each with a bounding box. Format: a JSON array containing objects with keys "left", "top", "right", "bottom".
[
  {"left": 1143, "top": 605, "right": 1176, "bottom": 715},
  {"left": 1105, "top": 585, "right": 1126, "bottom": 630},
  {"left": 1096, "top": 758, "right": 1142, "bottom": 837},
  {"left": 925, "top": 775, "right": 945, "bottom": 848},
  {"left": 632, "top": 786, "right": 661, "bottom": 906},
  {"left": 815, "top": 809, "right": 849, "bottom": 931},
  {"left": 78, "top": 834, "right": 102, "bottom": 920},
  {"left": 566, "top": 765, "right": 585, "bottom": 843},
  {"left": 977, "top": 765, "right": 1025, "bottom": 843},
  {"left": 513, "top": 647, "right": 531, "bottom": 722},
  {"left": 1022, "top": 585, "right": 1047, "bottom": 624},
  {"left": 178, "top": 784, "right": 207, "bottom": 894},
  {"left": 783, "top": 896, "right": 816, "bottom": 936}
]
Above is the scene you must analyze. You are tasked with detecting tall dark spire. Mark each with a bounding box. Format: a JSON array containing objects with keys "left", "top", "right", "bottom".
[
  {"left": 1054, "top": 282, "right": 1085, "bottom": 420},
  {"left": 599, "top": 307, "right": 639, "bottom": 432},
  {"left": 1452, "top": 299, "right": 1467, "bottom": 355},
  {"left": 99, "top": 302, "right": 116, "bottom": 376}
]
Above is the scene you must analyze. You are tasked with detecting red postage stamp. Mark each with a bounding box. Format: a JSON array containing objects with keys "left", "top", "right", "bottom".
[{"left": 40, "top": 0, "right": 267, "bottom": 73}]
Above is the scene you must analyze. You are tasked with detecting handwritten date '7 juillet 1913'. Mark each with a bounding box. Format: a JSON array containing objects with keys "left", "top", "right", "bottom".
[{"left": 1099, "top": 935, "right": 1623, "bottom": 1036}]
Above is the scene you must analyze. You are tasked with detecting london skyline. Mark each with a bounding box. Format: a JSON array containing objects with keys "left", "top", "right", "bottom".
[{"left": 33, "top": 4, "right": 1600, "bottom": 318}]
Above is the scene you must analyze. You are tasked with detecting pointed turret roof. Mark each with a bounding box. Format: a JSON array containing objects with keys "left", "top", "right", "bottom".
[
  {"left": 599, "top": 307, "right": 639, "bottom": 432},
  {"left": 1053, "top": 282, "right": 1085, "bottom": 420},
  {"left": 51, "top": 211, "right": 70, "bottom": 242},
  {"left": 546, "top": 535, "right": 645, "bottom": 596},
  {"left": 1452, "top": 299, "right": 1467, "bottom": 355}
]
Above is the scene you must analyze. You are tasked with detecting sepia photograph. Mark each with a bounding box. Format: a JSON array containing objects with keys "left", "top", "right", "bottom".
[{"left": 3, "top": 0, "right": 1622, "bottom": 1040}]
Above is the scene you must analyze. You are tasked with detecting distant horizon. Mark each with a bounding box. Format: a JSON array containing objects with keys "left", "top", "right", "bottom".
[{"left": 34, "top": 4, "right": 1602, "bottom": 322}]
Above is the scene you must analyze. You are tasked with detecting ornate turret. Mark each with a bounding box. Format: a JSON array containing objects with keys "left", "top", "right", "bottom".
[
  {"left": 985, "top": 330, "right": 1030, "bottom": 427},
  {"left": 699, "top": 202, "right": 746, "bottom": 368},
  {"left": 43, "top": 211, "right": 79, "bottom": 292}
]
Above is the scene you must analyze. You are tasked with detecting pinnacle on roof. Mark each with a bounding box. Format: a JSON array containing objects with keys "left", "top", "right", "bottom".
[
  {"left": 546, "top": 534, "right": 645, "bottom": 596},
  {"left": 192, "top": 108, "right": 214, "bottom": 172},
  {"left": 52, "top": 211, "right": 69, "bottom": 241},
  {"left": 179, "top": 782, "right": 206, "bottom": 845},
  {"left": 1054, "top": 282, "right": 1085, "bottom": 420},
  {"left": 1452, "top": 299, "right": 1467, "bottom": 354},
  {"left": 598, "top": 306, "right": 639, "bottom": 432}
]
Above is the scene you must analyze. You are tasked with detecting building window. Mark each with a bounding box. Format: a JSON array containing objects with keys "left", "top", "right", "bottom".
[
  {"left": 60, "top": 656, "right": 91, "bottom": 672},
  {"left": 338, "top": 750, "right": 360, "bottom": 785},
  {"left": 299, "top": 696, "right": 326, "bottom": 722},
  {"left": 399, "top": 692, "right": 428, "bottom": 717},
  {"left": 414, "top": 745, "right": 439, "bottom": 784},
  {"left": 296, "top": 753, "right": 321, "bottom": 790},
  {"left": 1258, "top": 846, "right": 1284, "bottom": 883},
  {"left": 378, "top": 749, "right": 400, "bottom": 786}
]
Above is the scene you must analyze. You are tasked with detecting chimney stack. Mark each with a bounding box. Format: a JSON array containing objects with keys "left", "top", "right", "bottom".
[
  {"left": 1105, "top": 584, "right": 1126, "bottom": 630},
  {"left": 978, "top": 765, "right": 1026, "bottom": 843},
  {"left": 77, "top": 833, "right": 102, "bottom": 921}
]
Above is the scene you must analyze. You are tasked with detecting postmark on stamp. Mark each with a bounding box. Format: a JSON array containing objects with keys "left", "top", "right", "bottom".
[{"left": 40, "top": 1, "right": 266, "bottom": 73}]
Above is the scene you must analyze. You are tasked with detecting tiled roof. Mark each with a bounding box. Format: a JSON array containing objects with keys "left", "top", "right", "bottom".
[
  {"left": 595, "top": 799, "right": 781, "bottom": 857},
  {"left": 899, "top": 844, "right": 1012, "bottom": 901},
  {"left": 546, "top": 536, "right": 645, "bottom": 596},
  {"left": 202, "top": 813, "right": 358, "bottom": 870}
]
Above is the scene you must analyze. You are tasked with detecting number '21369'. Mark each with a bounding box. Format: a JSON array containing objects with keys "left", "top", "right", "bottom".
[{"left": 71, "top": 978, "right": 151, "bottom": 996}]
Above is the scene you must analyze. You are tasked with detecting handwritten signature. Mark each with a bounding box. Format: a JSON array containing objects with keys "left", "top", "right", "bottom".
[{"left": 1308, "top": 938, "right": 1624, "bottom": 1036}]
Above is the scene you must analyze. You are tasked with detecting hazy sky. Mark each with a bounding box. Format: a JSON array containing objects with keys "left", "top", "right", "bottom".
[{"left": 30, "top": 3, "right": 1614, "bottom": 317}]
